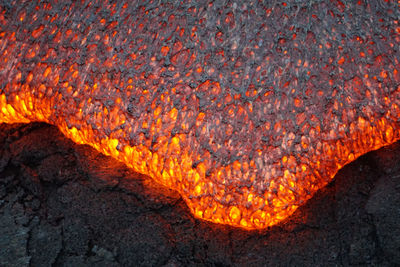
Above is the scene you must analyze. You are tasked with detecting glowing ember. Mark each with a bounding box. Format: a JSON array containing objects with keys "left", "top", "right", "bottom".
[{"left": 0, "top": 1, "right": 399, "bottom": 229}]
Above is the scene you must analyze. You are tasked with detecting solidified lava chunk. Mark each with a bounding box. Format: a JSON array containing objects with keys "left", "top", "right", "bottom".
[{"left": 0, "top": 0, "right": 399, "bottom": 229}]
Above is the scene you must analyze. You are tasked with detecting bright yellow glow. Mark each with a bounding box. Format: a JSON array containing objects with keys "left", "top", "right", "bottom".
[{"left": 0, "top": 5, "right": 399, "bottom": 230}]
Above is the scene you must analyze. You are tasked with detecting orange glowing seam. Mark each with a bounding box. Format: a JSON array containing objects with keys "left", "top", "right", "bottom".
[{"left": 0, "top": 1, "right": 399, "bottom": 229}]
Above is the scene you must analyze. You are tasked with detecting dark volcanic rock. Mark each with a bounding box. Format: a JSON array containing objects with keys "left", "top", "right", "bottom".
[
  {"left": 366, "top": 174, "right": 400, "bottom": 265},
  {"left": 28, "top": 221, "right": 62, "bottom": 266},
  {"left": 0, "top": 203, "right": 30, "bottom": 267},
  {"left": 0, "top": 122, "right": 399, "bottom": 266}
]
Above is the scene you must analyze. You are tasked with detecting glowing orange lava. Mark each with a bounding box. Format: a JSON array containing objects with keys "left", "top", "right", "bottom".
[{"left": 0, "top": 1, "right": 399, "bottom": 229}]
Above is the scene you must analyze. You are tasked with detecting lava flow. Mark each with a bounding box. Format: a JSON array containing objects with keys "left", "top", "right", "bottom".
[{"left": 0, "top": 1, "right": 399, "bottom": 229}]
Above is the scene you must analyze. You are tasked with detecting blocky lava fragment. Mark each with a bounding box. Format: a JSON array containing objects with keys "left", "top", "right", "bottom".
[{"left": 0, "top": 0, "right": 399, "bottom": 229}]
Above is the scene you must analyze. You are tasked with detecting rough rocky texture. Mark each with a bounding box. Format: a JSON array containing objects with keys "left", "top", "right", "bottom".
[
  {"left": 0, "top": 122, "right": 399, "bottom": 266},
  {"left": 1, "top": 0, "right": 399, "bottom": 229}
]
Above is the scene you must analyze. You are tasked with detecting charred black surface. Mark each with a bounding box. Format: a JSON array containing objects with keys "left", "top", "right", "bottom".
[{"left": 0, "top": 122, "right": 399, "bottom": 266}]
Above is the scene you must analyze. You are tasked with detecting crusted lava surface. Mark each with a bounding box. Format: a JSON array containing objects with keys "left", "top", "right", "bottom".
[
  {"left": 0, "top": 1, "right": 399, "bottom": 229},
  {"left": 1, "top": 122, "right": 400, "bottom": 266}
]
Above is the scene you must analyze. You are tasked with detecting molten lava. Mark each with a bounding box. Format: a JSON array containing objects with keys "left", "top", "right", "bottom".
[{"left": 0, "top": 1, "right": 399, "bottom": 229}]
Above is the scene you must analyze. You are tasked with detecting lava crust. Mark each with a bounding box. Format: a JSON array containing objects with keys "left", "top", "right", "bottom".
[{"left": 0, "top": 0, "right": 399, "bottom": 229}]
